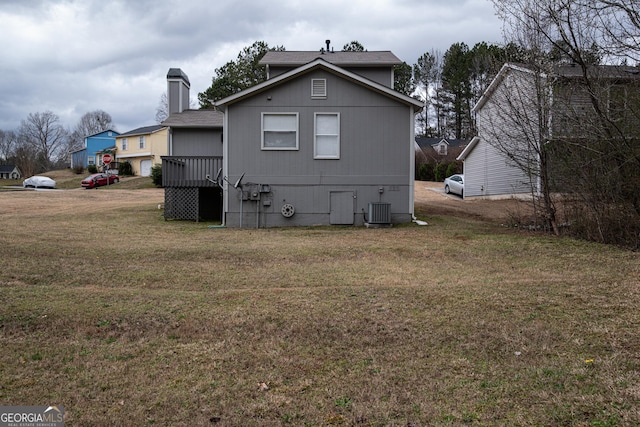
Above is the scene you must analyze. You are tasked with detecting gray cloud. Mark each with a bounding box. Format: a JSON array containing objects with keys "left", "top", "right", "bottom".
[{"left": 0, "top": 0, "right": 504, "bottom": 132}]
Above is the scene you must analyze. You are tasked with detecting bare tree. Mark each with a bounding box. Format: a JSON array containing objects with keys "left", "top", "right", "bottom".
[
  {"left": 156, "top": 92, "right": 169, "bottom": 124},
  {"left": 157, "top": 92, "right": 197, "bottom": 123},
  {"left": 68, "top": 110, "right": 115, "bottom": 152},
  {"left": 19, "top": 111, "right": 69, "bottom": 171},
  {"left": 0, "top": 129, "right": 18, "bottom": 161},
  {"left": 491, "top": 0, "right": 640, "bottom": 246},
  {"left": 588, "top": 0, "right": 640, "bottom": 62}
]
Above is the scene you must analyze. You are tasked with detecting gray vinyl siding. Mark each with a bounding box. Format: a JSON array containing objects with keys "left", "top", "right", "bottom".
[
  {"left": 171, "top": 129, "right": 223, "bottom": 156},
  {"left": 224, "top": 69, "right": 413, "bottom": 227},
  {"left": 465, "top": 67, "right": 538, "bottom": 198},
  {"left": 463, "top": 138, "right": 532, "bottom": 198}
]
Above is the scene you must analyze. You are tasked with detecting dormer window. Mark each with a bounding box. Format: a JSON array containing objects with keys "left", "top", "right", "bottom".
[{"left": 311, "top": 79, "right": 327, "bottom": 99}]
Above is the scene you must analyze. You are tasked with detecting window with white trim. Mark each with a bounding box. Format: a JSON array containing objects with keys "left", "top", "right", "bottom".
[
  {"left": 314, "top": 113, "right": 340, "bottom": 159},
  {"left": 139, "top": 136, "right": 146, "bottom": 149},
  {"left": 121, "top": 138, "right": 128, "bottom": 151},
  {"left": 88, "top": 156, "right": 95, "bottom": 165},
  {"left": 311, "top": 79, "right": 327, "bottom": 99},
  {"left": 262, "top": 113, "right": 299, "bottom": 150}
]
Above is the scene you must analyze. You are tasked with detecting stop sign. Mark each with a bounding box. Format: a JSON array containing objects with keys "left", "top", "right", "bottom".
[{"left": 103, "top": 154, "right": 112, "bottom": 164}]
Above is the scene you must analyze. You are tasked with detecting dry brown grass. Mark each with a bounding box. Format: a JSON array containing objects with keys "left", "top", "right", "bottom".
[{"left": 1, "top": 187, "right": 639, "bottom": 426}]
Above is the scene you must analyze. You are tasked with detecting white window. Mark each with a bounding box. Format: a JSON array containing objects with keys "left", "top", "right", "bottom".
[
  {"left": 121, "top": 138, "right": 128, "bottom": 151},
  {"left": 311, "top": 79, "right": 327, "bottom": 99},
  {"left": 88, "top": 156, "right": 95, "bottom": 165},
  {"left": 314, "top": 113, "right": 340, "bottom": 159},
  {"left": 262, "top": 113, "right": 299, "bottom": 150},
  {"left": 139, "top": 136, "right": 146, "bottom": 149}
]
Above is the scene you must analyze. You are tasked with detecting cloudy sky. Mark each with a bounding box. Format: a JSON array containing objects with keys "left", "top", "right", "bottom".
[{"left": 0, "top": 0, "right": 504, "bottom": 133}]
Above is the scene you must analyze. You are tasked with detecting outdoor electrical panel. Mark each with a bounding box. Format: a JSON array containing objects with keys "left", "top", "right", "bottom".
[{"left": 260, "top": 184, "right": 271, "bottom": 193}]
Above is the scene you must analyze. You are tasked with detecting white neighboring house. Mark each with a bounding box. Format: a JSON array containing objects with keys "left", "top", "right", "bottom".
[
  {"left": 459, "top": 62, "right": 640, "bottom": 200},
  {"left": 457, "top": 63, "right": 539, "bottom": 199},
  {"left": 0, "top": 165, "right": 21, "bottom": 180}
]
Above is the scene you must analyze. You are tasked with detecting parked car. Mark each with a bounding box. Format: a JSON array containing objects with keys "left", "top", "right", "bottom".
[
  {"left": 444, "top": 174, "right": 464, "bottom": 197},
  {"left": 22, "top": 176, "right": 56, "bottom": 189},
  {"left": 81, "top": 173, "right": 119, "bottom": 189}
]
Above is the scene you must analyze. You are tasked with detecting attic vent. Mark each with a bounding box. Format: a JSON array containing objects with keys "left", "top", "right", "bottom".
[
  {"left": 367, "top": 202, "right": 391, "bottom": 224},
  {"left": 311, "top": 79, "right": 327, "bottom": 99}
]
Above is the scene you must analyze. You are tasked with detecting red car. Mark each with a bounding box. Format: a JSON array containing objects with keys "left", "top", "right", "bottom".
[{"left": 81, "top": 173, "right": 119, "bottom": 189}]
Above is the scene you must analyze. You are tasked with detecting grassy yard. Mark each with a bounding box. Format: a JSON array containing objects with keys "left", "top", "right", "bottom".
[{"left": 0, "top": 188, "right": 638, "bottom": 426}]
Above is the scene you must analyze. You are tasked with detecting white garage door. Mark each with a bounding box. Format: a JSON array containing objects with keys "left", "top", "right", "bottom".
[{"left": 140, "top": 160, "right": 152, "bottom": 177}]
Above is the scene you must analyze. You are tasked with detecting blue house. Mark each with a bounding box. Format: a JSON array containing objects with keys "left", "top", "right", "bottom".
[{"left": 71, "top": 130, "right": 120, "bottom": 169}]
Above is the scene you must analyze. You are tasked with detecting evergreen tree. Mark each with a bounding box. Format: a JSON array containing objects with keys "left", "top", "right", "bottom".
[{"left": 198, "top": 41, "right": 285, "bottom": 108}]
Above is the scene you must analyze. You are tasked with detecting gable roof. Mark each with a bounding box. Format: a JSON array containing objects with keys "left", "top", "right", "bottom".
[
  {"left": 473, "top": 63, "right": 536, "bottom": 113},
  {"left": 215, "top": 58, "right": 423, "bottom": 112},
  {"left": 86, "top": 129, "right": 120, "bottom": 139},
  {"left": 474, "top": 62, "right": 640, "bottom": 113},
  {"left": 415, "top": 137, "right": 468, "bottom": 150},
  {"left": 162, "top": 109, "right": 224, "bottom": 128},
  {"left": 118, "top": 125, "right": 166, "bottom": 137},
  {"left": 457, "top": 136, "right": 480, "bottom": 161},
  {"left": 259, "top": 51, "right": 403, "bottom": 67},
  {"left": 0, "top": 165, "right": 19, "bottom": 173}
]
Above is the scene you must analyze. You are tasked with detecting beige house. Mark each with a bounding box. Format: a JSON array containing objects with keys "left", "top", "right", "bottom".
[{"left": 115, "top": 125, "right": 168, "bottom": 176}]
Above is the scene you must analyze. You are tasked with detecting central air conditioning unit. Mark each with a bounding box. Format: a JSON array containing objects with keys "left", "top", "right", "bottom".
[{"left": 367, "top": 202, "right": 391, "bottom": 224}]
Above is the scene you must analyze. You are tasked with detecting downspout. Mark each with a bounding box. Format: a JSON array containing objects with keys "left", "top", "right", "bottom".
[
  {"left": 410, "top": 105, "right": 427, "bottom": 226},
  {"left": 221, "top": 107, "right": 228, "bottom": 227}
]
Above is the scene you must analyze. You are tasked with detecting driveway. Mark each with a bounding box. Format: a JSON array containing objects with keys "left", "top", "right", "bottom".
[{"left": 415, "top": 181, "right": 532, "bottom": 223}]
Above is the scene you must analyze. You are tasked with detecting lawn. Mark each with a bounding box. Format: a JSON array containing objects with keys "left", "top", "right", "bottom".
[{"left": 0, "top": 188, "right": 638, "bottom": 426}]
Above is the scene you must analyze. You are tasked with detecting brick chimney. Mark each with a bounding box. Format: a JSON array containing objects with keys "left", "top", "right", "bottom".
[{"left": 166, "top": 68, "right": 190, "bottom": 115}]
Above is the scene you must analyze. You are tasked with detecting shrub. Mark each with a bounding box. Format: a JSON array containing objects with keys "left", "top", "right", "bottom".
[
  {"left": 435, "top": 162, "right": 449, "bottom": 182},
  {"left": 73, "top": 166, "right": 84, "bottom": 174},
  {"left": 88, "top": 164, "right": 98, "bottom": 174},
  {"left": 416, "top": 163, "right": 435, "bottom": 181},
  {"left": 150, "top": 164, "right": 162, "bottom": 187},
  {"left": 446, "top": 161, "right": 462, "bottom": 178},
  {"left": 119, "top": 161, "right": 133, "bottom": 176}
]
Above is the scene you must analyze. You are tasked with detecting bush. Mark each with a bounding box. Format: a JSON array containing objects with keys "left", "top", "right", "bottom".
[
  {"left": 435, "top": 162, "right": 449, "bottom": 182},
  {"left": 87, "top": 164, "right": 98, "bottom": 174},
  {"left": 416, "top": 163, "right": 435, "bottom": 181},
  {"left": 150, "top": 164, "right": 162, "bottom": 187},
  {"left": 73, "top": 166, "right": 84, "bottom": 175},
  {"left": 445, "top": 161, "right": 462, "bottom": 178},
  {"left": 119, "top": 161, "right": 133, "bottom": 176}
]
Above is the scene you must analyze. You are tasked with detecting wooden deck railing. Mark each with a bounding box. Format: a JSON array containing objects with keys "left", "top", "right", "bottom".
[{"left": 161, "top": 156, "right": 223, "bottom": 187}]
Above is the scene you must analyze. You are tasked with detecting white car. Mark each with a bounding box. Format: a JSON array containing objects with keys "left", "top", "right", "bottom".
[
  {"left": 22, "top": 176, "right": 56, "bottom": 189},
  {"left": 444, "top": 174, "right": 464, "bottom": 197}
]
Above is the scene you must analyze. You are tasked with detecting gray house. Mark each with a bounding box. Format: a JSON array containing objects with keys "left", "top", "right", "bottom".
[
  {"left": 162, "top": 48, "right": 422, "bottom": 227},
  {"left": 217, "top": 50, "right": 422, "bottom": 227}
]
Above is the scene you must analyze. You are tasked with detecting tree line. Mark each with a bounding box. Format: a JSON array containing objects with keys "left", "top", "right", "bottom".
[
  {"left": 197, "top": 40, "right": 527, "bottom": 140},
  {"left": 0, "top": 110, "right": 114, "bottom": 177}
]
